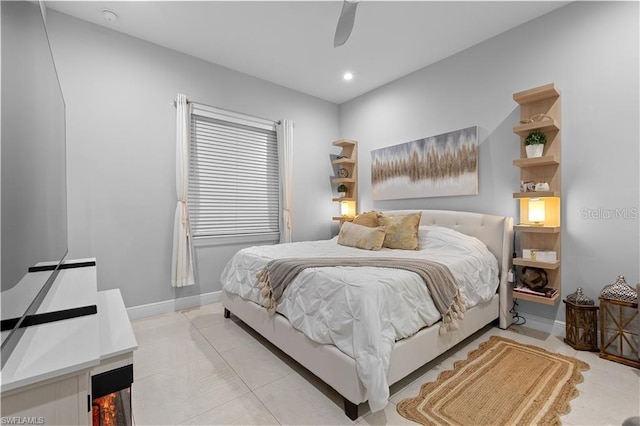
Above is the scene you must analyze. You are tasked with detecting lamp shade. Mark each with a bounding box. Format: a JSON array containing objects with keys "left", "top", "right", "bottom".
[
  {"left": 528, "top": 198, "right": 545, "bottom": 224},
  {"left": 340, "top": 200, "right": 356, "bottom": 218}
]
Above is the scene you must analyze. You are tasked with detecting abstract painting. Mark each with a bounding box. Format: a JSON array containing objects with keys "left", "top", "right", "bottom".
[{"left": 371, "top": 126, "right": 478, "bottom": 200}]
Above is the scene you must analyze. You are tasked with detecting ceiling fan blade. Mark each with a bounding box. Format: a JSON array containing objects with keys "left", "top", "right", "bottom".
[{"left": 333, "top": 0, "right": 358, "bottom": 48}]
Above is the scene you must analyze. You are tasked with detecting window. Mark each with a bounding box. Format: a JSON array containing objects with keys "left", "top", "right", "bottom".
[{"left": 188, "top": 104, "right": 279, "bottom": 243}]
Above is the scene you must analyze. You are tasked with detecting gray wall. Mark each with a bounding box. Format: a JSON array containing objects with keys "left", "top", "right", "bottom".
[
  {"left": 340, "top": 1, "right": 639, "bottom": 324},
  {"left": 46, "top": 11, "right": 339, "bottom": 308},
  {"left": 45, "top": 2, "right": 639, "bottom": 323}
]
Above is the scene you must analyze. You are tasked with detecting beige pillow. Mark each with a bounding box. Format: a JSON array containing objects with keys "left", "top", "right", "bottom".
[
  {"left": 337, "top": 221, "right": 386, "bottom": 251},
  {"left": 378, "top": 212, "right": 422, "bottom": 250},
  {"left": 352, "top": 211, "right": 380, "bottom": 228}
]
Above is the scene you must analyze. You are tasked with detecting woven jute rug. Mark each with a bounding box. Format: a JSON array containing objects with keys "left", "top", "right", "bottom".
[{"left": 397, "top": 335, "right": 589, "bottom": 426}]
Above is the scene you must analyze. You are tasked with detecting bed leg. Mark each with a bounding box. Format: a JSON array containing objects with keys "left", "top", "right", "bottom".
[
  {"left": 224, "top": 308, "right": 231, "bottom": 319},
  {"left": 343, "top": 398, "right": 358, "bottom": 420}
]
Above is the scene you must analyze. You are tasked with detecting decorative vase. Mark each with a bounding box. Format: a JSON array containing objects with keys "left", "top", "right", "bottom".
[
  {"left": 534, "top": 182, "right": 550, "bottom": 192},
  {"left": 525, "top": 144, "right": 544, "bottom": 158},
  {"left": 339, "top": 192, "right": 346, "bottom": 198}
]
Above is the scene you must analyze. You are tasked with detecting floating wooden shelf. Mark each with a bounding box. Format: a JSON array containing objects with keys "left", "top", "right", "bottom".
[
  {"left": 513, "top": 155, "right": 559, "bottom": 168},
  {"left": 514, "top": 225, "right": 561, "bottom": 233},
  {"left": 513, "top": 191, "right": 560, "bottom": 198},
  {"left": 332, "top": 139, "right": 357, "bottom": 148},
  {"left": 513, "top": 258, "right": 560, "bottom": 269},
  {"left": 332, "top": 140, "right": 358, "bottom": 224},
  {"left": 332, "top": 158, "right": 356, "bottom": 165},
  {"left": 512, "top": 83, "right": 562, "bottom": 306},
  {"left": 513, "top": 290, "right": 560, "bottom": 305},
  {"left": 513, "top": 119, "right": 560, "bottom": 136},
  {"left": 332, "top": 178, "right": 356, "bottom": 184},
  {"left": 513, "top": 83, "right": 560, "bottom": 104},
  {"left": 332, "top": 216, "right": 354, "bottom": 222}
]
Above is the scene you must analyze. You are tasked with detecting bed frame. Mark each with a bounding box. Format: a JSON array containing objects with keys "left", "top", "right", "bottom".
[{"left": 222, "top": 209, "right": 513, "bottom": 420}]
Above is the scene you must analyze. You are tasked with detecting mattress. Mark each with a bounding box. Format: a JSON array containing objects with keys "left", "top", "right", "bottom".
[{"left": 220, "top": 225, "right": 499, "bottom": 411}]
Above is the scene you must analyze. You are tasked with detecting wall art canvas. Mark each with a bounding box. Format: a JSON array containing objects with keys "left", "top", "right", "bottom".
[{"left": 371, "top": 126, "right": 478, "bottom": 200}]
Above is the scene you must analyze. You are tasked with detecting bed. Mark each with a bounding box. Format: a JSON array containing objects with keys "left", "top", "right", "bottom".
[{"left": 221, "top": 209, "right": 513, "bottom": 420}]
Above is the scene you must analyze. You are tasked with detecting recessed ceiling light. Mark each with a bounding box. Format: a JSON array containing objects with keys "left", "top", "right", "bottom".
[
  {"left": 343, "top": 72, "right": 353, "bottom": 81},
  {"left": 101, "top": 9, "right": 118, "bottom": 22}
]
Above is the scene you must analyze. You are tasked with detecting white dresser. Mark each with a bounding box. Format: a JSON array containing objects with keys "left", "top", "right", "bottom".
[{"left": 1, "top": 259, "right": 137, "bottom": 425}]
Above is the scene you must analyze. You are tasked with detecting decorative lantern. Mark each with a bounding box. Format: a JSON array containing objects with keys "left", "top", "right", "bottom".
[
  {"left": 599, "top": 275, "right": 639, "bottom": 368},
  {"left": 563, "top": 288, "right": 598, "bottom": 351}
]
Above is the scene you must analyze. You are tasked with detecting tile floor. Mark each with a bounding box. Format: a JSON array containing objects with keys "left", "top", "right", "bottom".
[{"left": 131, "top": 302, "right": 640, "bottom": 425}]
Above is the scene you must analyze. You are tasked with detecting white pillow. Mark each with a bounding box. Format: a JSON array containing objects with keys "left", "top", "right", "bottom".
[{"left": 418, "top": 225, "right": 433, "bottom": 248}]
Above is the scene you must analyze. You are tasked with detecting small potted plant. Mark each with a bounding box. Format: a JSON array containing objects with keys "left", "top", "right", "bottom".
[
  {"left": 524, "top": 130, "right": 546, "bottom": 158},
  {"left": 337, "top": 184, "right": 348, "bottom": 198}
]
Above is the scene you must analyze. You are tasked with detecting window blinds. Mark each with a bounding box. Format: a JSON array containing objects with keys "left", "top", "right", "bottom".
[{"left": 188, "top": 108, "right": 279, "bottom": 240}]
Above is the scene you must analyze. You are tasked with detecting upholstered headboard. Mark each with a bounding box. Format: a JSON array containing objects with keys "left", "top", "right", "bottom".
[{"left": 382, "top": 209, "right": 514, "bottom": 328}]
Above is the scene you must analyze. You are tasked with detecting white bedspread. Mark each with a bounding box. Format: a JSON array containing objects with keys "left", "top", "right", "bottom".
[{"left": 220, "top": 225, "right": 499, "bottom": 412}]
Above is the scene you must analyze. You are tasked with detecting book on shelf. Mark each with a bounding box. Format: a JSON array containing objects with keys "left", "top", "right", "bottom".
[{"left": 514, "top": 283, "right": 558, "bottom": 298}]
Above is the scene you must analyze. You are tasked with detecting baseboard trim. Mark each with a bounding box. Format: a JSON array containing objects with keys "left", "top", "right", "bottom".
[
  {"left": 126, "top": 292, "right": 567, "bottom": 337},
  {"left": 517, "top": 311, "right": 566, "bottom": 337},
  {"left": 126, "top": 291, "right": 222, "bottom": 320}
]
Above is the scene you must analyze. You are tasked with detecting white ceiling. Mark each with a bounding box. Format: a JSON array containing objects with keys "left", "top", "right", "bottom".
[{"left": 46, "top": 1, "right": 569, "bottom": 104}]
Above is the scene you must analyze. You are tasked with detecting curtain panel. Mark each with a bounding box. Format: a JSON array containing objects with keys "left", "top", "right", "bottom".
[
  {"left": 276, "top": 119, "right": 294, "bottom": 243},
  {"left": 171, "top": 93, "right": 195, "bottom": 287}
]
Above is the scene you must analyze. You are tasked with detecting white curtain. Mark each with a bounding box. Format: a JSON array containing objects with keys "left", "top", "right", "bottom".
[
  {"left": 276, "top": 119, "right": 294, "bottom": 243},
  {"left": 171, "top": 94, "right": 195, "bottom": 287}
]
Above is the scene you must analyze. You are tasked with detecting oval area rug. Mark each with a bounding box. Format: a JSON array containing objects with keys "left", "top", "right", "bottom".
[{"left": 397, "top": 335, "right": 589, "bottom": 426}]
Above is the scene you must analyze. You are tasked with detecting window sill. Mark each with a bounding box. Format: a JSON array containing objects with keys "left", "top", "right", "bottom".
[{"left": 192, "top": 233, "right": 279, "bottom": 248}]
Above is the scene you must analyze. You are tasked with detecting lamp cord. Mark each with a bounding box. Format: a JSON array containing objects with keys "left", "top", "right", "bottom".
[
  {"left": 510, "top": 299, "right": 526, "bottom": 326},
  {"left": 510, "top": 231, "right": 526, "bottom": 325}
]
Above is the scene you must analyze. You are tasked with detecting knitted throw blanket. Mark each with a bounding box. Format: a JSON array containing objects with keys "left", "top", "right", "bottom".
[{"left": 256, "top": 257, "right": 467, "bottom": 334}]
